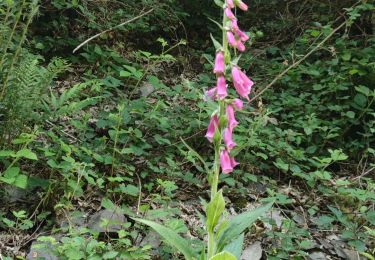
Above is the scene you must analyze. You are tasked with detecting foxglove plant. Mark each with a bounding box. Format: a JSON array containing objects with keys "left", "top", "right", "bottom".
[{"left": 134, "top": 1, "right": 272, "bottom": 259}]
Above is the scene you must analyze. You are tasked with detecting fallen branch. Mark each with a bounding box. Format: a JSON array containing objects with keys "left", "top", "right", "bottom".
[{"left": 73, "top": 8, "right": 154, "bottom": 53}]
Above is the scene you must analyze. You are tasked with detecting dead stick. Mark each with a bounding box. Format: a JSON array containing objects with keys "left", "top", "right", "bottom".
[{"left": 73, "top": 8, "right": 154, "bottom": 53}]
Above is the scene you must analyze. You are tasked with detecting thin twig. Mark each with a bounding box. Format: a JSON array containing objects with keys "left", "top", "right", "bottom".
[
  {"left": 352, "top": 167, "right": 375, "bottom": 180},
  {"left": 73, "top": 8, "right": 154, "bottom": 53}
]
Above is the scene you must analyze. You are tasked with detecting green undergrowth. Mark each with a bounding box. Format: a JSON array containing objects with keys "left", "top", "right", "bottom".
[{"left": 0, "top": 0, "right": 374, "bottom": 259}]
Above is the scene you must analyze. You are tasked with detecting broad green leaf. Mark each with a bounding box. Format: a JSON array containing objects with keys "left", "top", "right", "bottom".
[
  {"left": 223, "top": 233, "right": 244, "bottom": 259},
  {"left": 102, "top": 251, "right": 118, "bottom": 259},
  {"left": 210, "top": 251, "right": 237, "bottom": 260},
  {"left": 355, "top": 85, "right": 371, "bottom": 96},
  {"left": 132, "top": 218, "right": 196, "bottom": 260},
  {"left": 3, "top": 167, "right": 20, "bottom": 178},
  {"left": 0, "top": 150, "right": 15, "bottom": 157},
  {"left": 16, "top": 149, "right": 38, "bottom": 160},
  {"left": 206, "top": 190, "right": 225, "bottom": 232},
  {"left": 101, "top": 198, "right": 116, "bottom": 210},
  {"left": 14, "top": 174, "right": 28, "bottom": 189},
  {"left": 217, "top": 203, "right": 273, "bottom": 251}
]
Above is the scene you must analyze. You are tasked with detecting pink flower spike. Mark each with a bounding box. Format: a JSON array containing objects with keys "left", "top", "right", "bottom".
[
  {"left": 224, "top": 128, "right": 236, "bottom": 150},
  {"left": 227, "top": 31, "right": 237, "bottom": 48},
  {"left": 232, "top": 66, "right": 254, "bottom": 99},
  {"left": 224, "top": 8, "right": 236, "bottom": 20},
  {"left": 236, "top": 40, "right": 246, "bottom": 52},
  {"left": 232, "top": 98, "right": 243, "bottom": 110},
  {"left": 220, "top": 150, "right": 234, "bottom": 174},
  {"left": 227, "top": 0, "right": 235, "bottom": 8},
  {"left": 216, "top": 76, "right": 227, "bottom": 99},
  {"left": 213, "top": 51, "right": 225, "bottom": 74},
  {"left": 226, "top": 105, "right": 239, "bottom": 130},
  {"left": 204, "top": 87, "right": 217, "bottom": 101},
  {"left": 205, "top": 115, "right": 219, "bottom": 142},
  {"left": 235, "top": 0, "right": 248, "bottom": 11}
]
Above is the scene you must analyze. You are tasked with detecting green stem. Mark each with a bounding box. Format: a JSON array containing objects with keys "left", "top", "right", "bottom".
[{"left": 207, "top": 6, "right": 229, "bottom": 259}]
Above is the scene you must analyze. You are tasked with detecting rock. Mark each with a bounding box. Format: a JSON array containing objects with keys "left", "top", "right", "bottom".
[
  {"left": 342, "top": 249, "right": 361, "bottom": 260},
  {"left": 26, "top": 240, "right": 58, "bottom": 260},
  {"left": 3, "top": 185, "right": 37, "bottom": 204},
  {"left": 140, "top": 82, "right": 155, "bottom": 97},
  {"left": 58, "top": 210, "right": 87, "bottom": 230},
  {"left": 87, "top": 209, "right": 126, "bottom": 233},
  {"left": 292, "top": 213, "right": 306, "bottom": 226},
  {"left": 265, "top": 210, "right": 284, "bottom": 229},
  {"left": 308, "top": 251, "right": 327, "bottom": 260},
  {"left": 140, "top": 231, "right": 162, "bottom": 248},
  {"left": 241, "top": 241, "right": 262, "bottom": 260}
]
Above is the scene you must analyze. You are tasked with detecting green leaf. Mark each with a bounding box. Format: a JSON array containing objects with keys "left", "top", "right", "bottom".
[
  {"left": 16, "top": 149, "right": 38, "bottom": 160},
  {"left": 132, "top": 218, "right": 196, "bottom": 260},
  {"left": 346, "top": 111, "right": 355, "bottom": 119},
  {"left": 223, "top": 233, "right": 244, "bottom": 259},
  {"left": 217, "top": 203, "right": 273, "bottom": 251},
  {"left": 0, "top": 150, "right": 15, "bottom": 157},
  {"left": 210, "top": 34, "right": 222, "bottom": 51},
  {"left": 102, "top": 251, "right": 118, "bottom": 259},
  {"left": 210, "top": 251, "right": 237, "bottom": 260},
  {"left": 208, "top": 17, "right": 224, "bottom": 30},
  {"left": 355, "top": 85, "right": 371, "bottom": 96},
  {"left": 14, "top": 174, "right": 28, "bottom": 189},
  {"left": 353, "top": 93, "right": 367, "bottom": 108},
  {"left": 213, "top": 0, "right": 224, "bottom": 8},
  {"left": 206, "top": 190, "right": 225, "bottom": 232},
  {"left": 101, "top": 198, "right": 116, "bottom": 210}
]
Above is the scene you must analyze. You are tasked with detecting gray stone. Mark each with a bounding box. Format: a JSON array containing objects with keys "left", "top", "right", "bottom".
[
  {"left": 58, "top": 211, "right": 87, "bottom": 230},
  {"left": 140, "top": 231, "right": 162, "bottom": 248},
  {"left": 140, "top": 82, "right": 155, "bottom": 97},
  {"left": 342, "top": 249, "right": 361, "bottom": 260},
  {"left": 308, "top": 251, "right": 327, "bottom": 260},
  {"left": 4, "top": 185, "right": 36, "bottom": 204},
  {"left": 265, "top": 210, "right": 284, "bottom": 229},
  {"left": 26, "top": 240, "right": 58, "bottom": 260},
  {"left": 241, "top": 241, "right": 262, "bottom": 260},
  {"left": 87, "top": 209, "right": 126, "bottom": 233}
]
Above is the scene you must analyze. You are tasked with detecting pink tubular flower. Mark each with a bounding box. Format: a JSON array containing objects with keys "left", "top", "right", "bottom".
[
  {"left": 224, "top": 128, "right": 236, "bottom": 150},
  {"left": 220, "top": 150, "right": 233, "bottom": 173},
  {"left": 204, "top": 87, "right": 217, "bottom": 101},
  {"left": 205, "top": 115, "right": 219, "bottom": 142},
  {"left": 232, "top": 98, "right": 243, "bottom": 110},
  {"left": 230, "top": 157, "right": 239, "bottom": 168},
  {"left": 220, "top": 150, "right": 238, "bottom": 173},
  {"left": 213, "top": 51, "right": 225, "bottom": 74},
  {"left": 236, "top": 40, "right": 246, "bottom": 52},
  {"left": 232, "top": 66, "right": 254, "bottom": 99},
  {"left": 227, "top": 31, "right": 237, "bottom": 48},
  {"left": 231, "top": 19, "right": 239, "bottom": 32},
  {"left": 217, "top": 75, "right": 227, "bottom": 99},
  {"left": 235, "top": 0, "right": 248, "bottom": 11},
  {"left": 226, "top": 105, "right": 238, "bottom": 130},
  {"left": 236, "top": 29, "right": 249, "bottom": 42},
  {"left": 224, "top": 8, "right": 236, "bottom": 20},
  {"left": 227, "top": 0, "right": 235, "bottom": 8}
]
